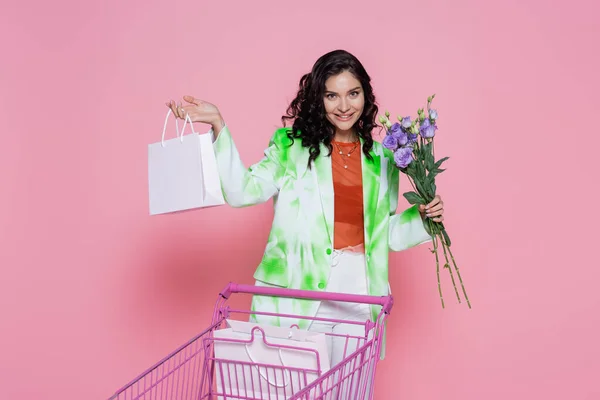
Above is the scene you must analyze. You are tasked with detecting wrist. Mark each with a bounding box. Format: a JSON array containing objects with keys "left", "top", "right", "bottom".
[{"left": 211, "top": 116, "right": 225, "bottom": 137}]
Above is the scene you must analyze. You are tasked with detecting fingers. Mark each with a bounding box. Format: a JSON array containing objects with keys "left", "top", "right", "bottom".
[
  {"left": 426, "top": 202, "right": 443, "bottom": 213},
  {"left": 420, "top": 198, "right": 443, "bottom": 213},
  {"left": 165, "top": 100, "right": 182, "bottom": 119},
  {"left": 423, "top": 195, "right": 444, "bottom": 222},
  {"left": 426, "top": 208, "right": 443, "bottom": 217},
  {"left": 166, "top": 98, "right": 198, "bottom": 120},
  {"left": 175, "top": 101, "right": 186, "bottom": 119},
  {"left": 183, "top": 95, "right": 200, "bottom": 105},
  {"left": 425, "top": 195, "right": 441, "bottom": 210}
]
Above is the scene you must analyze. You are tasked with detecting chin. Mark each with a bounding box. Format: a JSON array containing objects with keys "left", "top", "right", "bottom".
[
  {"left": 329, "top": 117, "right": 360, "bottom": 133},
  {"left": 334, "top": 123, "right": 354, "bottom": 132}
]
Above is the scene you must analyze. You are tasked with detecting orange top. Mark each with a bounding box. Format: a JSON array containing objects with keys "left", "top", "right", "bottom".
[{"left": 331, "top": 140, "right": 365, "bottom": 250}]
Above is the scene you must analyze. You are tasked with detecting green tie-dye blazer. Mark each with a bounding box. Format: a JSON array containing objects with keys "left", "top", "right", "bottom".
[{"left": 213, "top": 125, "right": 431, "bottom": 355}]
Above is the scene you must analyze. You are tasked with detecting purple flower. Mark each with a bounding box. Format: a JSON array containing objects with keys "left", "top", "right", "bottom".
[
  {"left": 388, "top": 122, "right": 402, "bottom": 136},
  {"left": 394, "top": 146, "right": 414, "bottom": 168},
  {"left": 401, "top": 116, "right": 412, "bottom": 130},
  {"left": 388, "top": 122, "right": 408, "bottom": 146},
  {"left": 408, "top": 133, "right": 418, "bottom": 144},
  {"left": 429, "top": 109, "right": 438, "bottom": 120},
  {"left": 382, "top": 134, "right": 398, "bottom": 150},
  {"left": 420, "top": 118, "right": 437, "bottom": 138},
  {"left": 394, "top": 130, "right": 409, "bottom": 146}
]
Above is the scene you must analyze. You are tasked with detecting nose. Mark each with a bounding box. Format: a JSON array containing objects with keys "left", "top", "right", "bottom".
[{"left": 338, "top": 98, "right": 350, "bottom": 113}]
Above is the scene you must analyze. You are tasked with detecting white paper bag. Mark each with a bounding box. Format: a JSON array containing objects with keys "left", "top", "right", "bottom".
[
  {"left": 213, "top": 320, "right": 330, "bottom": 400},
  {"left": 148, "top": 109, "right": 225, "bottom": 215}
]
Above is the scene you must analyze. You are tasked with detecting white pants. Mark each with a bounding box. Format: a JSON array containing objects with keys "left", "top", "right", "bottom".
[
  {"left": 308, "top": 249, "right": 375, "bottom": 399},
  {"left": 308, "top": 249, "right": 371, "bottom": 367}
]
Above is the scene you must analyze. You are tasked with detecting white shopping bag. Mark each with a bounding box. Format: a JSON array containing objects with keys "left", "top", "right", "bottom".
[
  {"left": 148, "top": 109, "right": 225, "bottom": 215},
  {"left": 213, "top": 319, "right": 331, "bottom": 400}
]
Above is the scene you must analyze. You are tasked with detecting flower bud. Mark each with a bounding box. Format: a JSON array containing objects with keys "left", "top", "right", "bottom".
[
  {"left": 385, "top": 110, "right": 390, "bottom": 118},
  {"left": 379, "top": 115, "right": 387, "bottom": 124}
]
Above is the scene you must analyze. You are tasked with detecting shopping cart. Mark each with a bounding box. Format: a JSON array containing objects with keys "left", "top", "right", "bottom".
[{"left": 108, "top": 282, "right": 394, "bottom": 400}]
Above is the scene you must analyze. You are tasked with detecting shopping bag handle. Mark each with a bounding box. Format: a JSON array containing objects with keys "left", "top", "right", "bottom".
[
  {"left": 180, "top": 112, "right": 198, "bottom": 137},
  {"left": 161, "top": 108, "right": 183, "bottom": 147},
  {"left": 161, "top": 109, "right": 200, "bottom": 147},
  {"left": 220, "top": 282, "right": 394, "bottom": 315},
  {"left": 244, "top": 328, "right": 291, "bottom": 388}
]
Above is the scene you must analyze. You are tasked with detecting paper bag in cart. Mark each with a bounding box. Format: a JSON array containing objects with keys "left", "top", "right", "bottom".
[{"left": 212, "top": 319, "right": 331, "bottom": 399}]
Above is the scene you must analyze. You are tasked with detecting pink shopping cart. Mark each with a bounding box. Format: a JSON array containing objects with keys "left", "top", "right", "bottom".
[{"left": 108, "top": 282, "right": 394, "bottom": 400}]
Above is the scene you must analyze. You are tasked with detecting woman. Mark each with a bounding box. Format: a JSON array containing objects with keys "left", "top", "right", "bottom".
[{"left": 166, "top": 49, "right": 445, "bottom": 365}]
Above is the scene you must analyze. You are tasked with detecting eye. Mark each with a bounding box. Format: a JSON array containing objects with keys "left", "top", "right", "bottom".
[
  {"left": 350, "top": 91, "right": 360, "bottom": 97},
  {"left": 325, "top": 93, "right": 337, "bottom": 100}
]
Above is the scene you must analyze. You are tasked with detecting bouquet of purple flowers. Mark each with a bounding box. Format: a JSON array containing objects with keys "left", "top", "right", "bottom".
[{"left": 380, "top": 95, "right": 471, "bottom": 308}]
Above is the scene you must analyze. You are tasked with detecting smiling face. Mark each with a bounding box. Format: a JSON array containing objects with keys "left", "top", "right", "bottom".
[{"left": 323, "top": 70, "right": 365, "bottom": 139}]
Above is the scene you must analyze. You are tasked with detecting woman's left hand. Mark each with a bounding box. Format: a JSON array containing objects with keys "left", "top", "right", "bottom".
[{"left": 419, "top": 195, "right": 444, "bottom": 222}]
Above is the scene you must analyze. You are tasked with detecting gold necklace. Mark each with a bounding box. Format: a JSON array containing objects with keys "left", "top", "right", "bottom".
[{"left": 333, "top": 140, "right": 359, "bottom": 169}]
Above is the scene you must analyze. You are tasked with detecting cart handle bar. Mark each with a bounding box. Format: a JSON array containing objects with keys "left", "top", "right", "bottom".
[{"left": 219, "top": 282, "right": 394, "bottom": 315}]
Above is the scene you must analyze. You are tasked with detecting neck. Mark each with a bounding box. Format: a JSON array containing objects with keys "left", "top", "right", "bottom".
[{"left": 333, "top": 129, "right": 358, "bottom": 143}]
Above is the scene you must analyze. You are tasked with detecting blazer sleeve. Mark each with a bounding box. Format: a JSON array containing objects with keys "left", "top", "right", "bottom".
[
  {"left": 386, "top": 151, "right": 433, "bottom": 251},
  {"left": 212, "top": 125, "right": 288, "bottom": 208}
]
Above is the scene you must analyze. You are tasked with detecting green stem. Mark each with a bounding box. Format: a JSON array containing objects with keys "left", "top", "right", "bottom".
[
  {"left": 408, "top": 176, "right": 418, "bottom": 195},
  {"left": 420, "top": 136, "right": 427, "bottom": 173},
  {"left": 431, "top": 222, "right": 445, "bottom": 309},
  {"left": 441, "top": 236, "right": 461, "bottom": 304},
  {"left": 441, "top": 236, "right": 472, "bottom": 309}
]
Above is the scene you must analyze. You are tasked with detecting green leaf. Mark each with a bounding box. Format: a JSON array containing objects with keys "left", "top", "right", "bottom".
[
  {"left": 403, "top": 191, "right": 425, "bottom": 205},
  {"left": 403, "top": 162, "right": 417, "bottom": 179},
  {"left": 423, "top": 219, "right": 432, "bottom": 236},
  {"left": 423, "top": 147, "right": 434, "bottom": 171},
  {"left": 429, "top": 167, "right": 446, "bottom": 179},
  {"left": 425, "top": 173, "right": 437, "bottom": 199},
  {"left": 427, "top": 219, "right": 441, "bottom": 236},
  {"left": 434, "top": 156, "right": 449, "bottom": 169},
  {"left": 442, "top": 229, "right": 451, "bottom": 246},
  {"left": 415, "top": 161, "right": 426, "bottom": 181},
  {"left": 425, "top": 172, "right": 434, "bottom": 187},
  {"left": 414, "top": 179, "right": 432, "bottom": 201}
]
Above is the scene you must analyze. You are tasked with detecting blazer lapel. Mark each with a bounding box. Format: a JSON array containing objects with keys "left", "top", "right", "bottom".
[
  {"left": 361, "top": 139, "right": 381, "bottom": 250},
  {"left": 312, "top": 143, "right": 334, "bottom": 246}
]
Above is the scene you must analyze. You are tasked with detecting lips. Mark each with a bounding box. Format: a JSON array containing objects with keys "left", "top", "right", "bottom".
[{"left": 335, "top": 113, "right": 354, "bottom": 121}]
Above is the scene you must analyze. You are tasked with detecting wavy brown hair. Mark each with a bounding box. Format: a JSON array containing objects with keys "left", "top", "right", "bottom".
[{"left": 282, "top": 49, "right": 379, "bottom": 167}]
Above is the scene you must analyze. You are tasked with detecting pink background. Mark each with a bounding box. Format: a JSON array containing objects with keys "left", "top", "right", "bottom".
[{"left": 1, "top": 0, "right": 599, "bottom": 399}]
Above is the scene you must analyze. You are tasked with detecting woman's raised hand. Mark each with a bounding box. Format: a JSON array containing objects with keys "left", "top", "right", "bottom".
[{"left": 166, "top": 96, "right": 225, "bottom": 135}]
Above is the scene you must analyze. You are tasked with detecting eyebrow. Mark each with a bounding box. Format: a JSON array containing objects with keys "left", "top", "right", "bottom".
[{"left": 324, "top": 86, "right": 362, "bottom": 94}]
